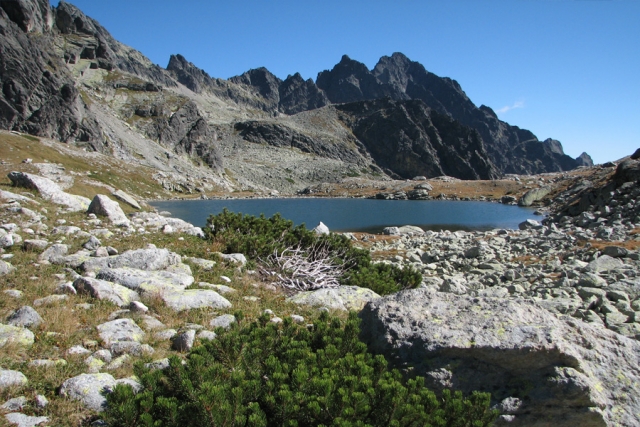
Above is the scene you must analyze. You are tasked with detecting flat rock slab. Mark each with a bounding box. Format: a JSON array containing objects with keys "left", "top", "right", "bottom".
[
  {"left": 8, "top": 171, "right": 90, "bottom": 211},
  {"left": 4, "top": 413, "right": 49, "bottom": 427},
  {"left": 0, "top": 324, "right": 35, "bottom": 348},
  {"left": 585, "top": 255, "right": 624, "bottom": 273},
  {"left": 0, "top": 189, "right": 39, "bottom": 204},
  {"left": 288, "top": 286, "right": 380, "bottom": 311},
  {"left": 112, "top": 190, "right": 141, "bottom": 210},
  {"left": 162, "top": 289, "right": 231, "bottom": 311},
  {"left": 59, "top": 373, "right": 116, "bottom": 412},
  {"left": 0, "top": 369, "right": 28, "bottom": 389},
  {"left": 95, "top": 267, "right": 193, "bottom": 292},
  {"left": 96, "top": 318, "right": 145, "bottom": 346},
  {"left": 81, "top": 248, "right": 181, "bottom": 272},
  {"left": 358, "top": 288, "right": 640, "bottom": 427},
  {"left": 73, "top": 277, "right": 140, "bottom": 307}
]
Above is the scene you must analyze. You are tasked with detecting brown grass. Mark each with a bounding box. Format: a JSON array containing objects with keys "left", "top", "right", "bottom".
[
  {"left": 0, "top": 131, "right": 167, "bottom": 202},
  {"left": 586, "top": 240, "right": 640, "bottom": 251}
]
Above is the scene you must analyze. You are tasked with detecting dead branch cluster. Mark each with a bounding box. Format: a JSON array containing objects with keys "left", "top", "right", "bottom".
[{"left": 259, "top": 243, "right": 346, "bottom": 292}]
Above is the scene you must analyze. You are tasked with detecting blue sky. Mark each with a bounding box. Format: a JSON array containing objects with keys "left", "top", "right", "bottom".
[{"left": 56, "top": 0, "right": 639, "bottom": 164}]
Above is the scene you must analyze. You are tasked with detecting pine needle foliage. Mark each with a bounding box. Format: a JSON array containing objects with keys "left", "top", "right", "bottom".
[
  {"left": 204, "top": 210, "right": 421, "bottom": 295},
  {"left": 104, "top": 312, "right": 498, "bottom": 427}
]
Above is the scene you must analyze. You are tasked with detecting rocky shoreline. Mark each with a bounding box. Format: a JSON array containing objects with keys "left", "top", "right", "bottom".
[{"left": 0, "top": 154, "right": 639, "bottom": 426}]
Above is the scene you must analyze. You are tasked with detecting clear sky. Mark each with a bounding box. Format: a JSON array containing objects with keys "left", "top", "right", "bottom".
[{"left": 55, "top": 0, "right": 640, "bottom": 164}]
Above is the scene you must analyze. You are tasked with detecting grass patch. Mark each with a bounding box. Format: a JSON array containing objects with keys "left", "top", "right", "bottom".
[{"left": 0, "top": 131, "right": 166, "bottom": 201}]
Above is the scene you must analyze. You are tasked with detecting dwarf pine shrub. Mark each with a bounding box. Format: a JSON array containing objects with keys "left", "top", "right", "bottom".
[
  {"left": 104, "top": 312, "right": 498, "bottom": 426},
  {"left": 204, "top": 210, "right": 420, "bottom": 295}
]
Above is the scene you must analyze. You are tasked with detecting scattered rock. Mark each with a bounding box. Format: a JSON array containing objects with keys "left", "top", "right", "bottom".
[
  {"left": 59, "top": 373, "right": 116, "bottom": 412},
  {"left": 0, "top": 325, "right": 35, "bottom": 348},
  {"left": 22, "top": 239, "right": 48, "bottom": 251},
  {"left": 171, "top": 329, "right": 196, "bottom": 352},
  {"left": 4, "top": 413, "right": 49, "bottom": 427},
  {"left": 96, "top": 318, "right": 145, "bottom": 346},
  {"left": 288, "top": 286, "right": 380, "bottom": 311},
  {"left": 87, "top": 195, "right": 130, "bottom": 227},
  {"left": 0, "top": 260, "right": 15, "bottom": 275},
  {"left": 518, "top": 186, "right": 551, "bottom": 206},
  {"left": 6, "top": 306, "right": 43, "bottom": 328},
  {"left": 0, "top": 369, "right": 28, "bottom": 389},
  {"left": 313, "top": 221, "right": 330, "bottom": 235},
  {"left": 209, "top": 314, "right": 236, "bottom": 329}
]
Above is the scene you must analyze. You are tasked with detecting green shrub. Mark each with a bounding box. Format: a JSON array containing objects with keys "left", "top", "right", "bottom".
[
  {"left": 204, "top": 210, "right": 420, "bottom": 296},
  {"left": 104, "top": 312, "right": 498, "bottom": 427},
  {"left": 343, "top": 263, "right": 422, "bottom": 295}
]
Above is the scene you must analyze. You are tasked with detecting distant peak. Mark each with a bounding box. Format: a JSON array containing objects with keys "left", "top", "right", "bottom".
[{"left": 390, "top": 52, "right": 409, "bottom": 60}]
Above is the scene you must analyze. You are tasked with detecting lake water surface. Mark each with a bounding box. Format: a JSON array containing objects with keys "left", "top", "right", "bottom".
[{"left": 149, "top": 198, "right": 538, "bottom": 233}]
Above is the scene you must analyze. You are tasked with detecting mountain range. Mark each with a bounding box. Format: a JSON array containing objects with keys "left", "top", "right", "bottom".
[{"left": 0, "top": 0, "right": 593, "bottom": 194}]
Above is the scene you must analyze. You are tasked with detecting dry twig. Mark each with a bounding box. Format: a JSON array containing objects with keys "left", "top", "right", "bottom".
[{"left": 259, "top": 244, "right": 345, "bottom": 291}]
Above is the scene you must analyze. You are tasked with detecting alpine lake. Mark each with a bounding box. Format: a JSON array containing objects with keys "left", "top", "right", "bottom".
[{"left": 148, "top": 198, "right": 539, "bottom": 233}]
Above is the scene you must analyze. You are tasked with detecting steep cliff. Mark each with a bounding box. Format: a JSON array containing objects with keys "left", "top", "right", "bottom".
[
  {"left": 336, "top": 99, "right": 500, "bottom": 180},
  {"left": 0, "top": 0, "right": 103, "bottom": 149}
]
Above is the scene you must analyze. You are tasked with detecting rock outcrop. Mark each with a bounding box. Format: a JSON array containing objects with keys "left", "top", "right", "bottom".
[
  {"left": 0, "top": 0, "right": 103, "bottom": 148},
  {"left": 336, "top": 98, "right": 500, "bottom": 180},
  {"left": 359, "top": 288, "right": 640, "bottom": 427},
  {"left": 150, "top": 101, "right": 222, "bottom": 171}
]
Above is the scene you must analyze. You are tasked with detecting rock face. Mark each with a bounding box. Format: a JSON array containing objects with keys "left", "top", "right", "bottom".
[
  {"left": 359, "top": 288, "right": 640, "bottom": 427},
  {"left": 153, "top": 101, "right": 223, "bottom": 171},
  {"left": 336, "top": 98, "right": 500, "bottom": 180},
  {"left": 0, "top": 0, "right": 103, "bottom": 148},
  {"left": 234, "top": 120, "right": 365, "bottom": 164}
]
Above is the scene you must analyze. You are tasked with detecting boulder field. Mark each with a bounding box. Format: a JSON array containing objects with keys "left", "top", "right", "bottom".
[{"left": 0, "top": 157, "right": 639, "bottom": 426}]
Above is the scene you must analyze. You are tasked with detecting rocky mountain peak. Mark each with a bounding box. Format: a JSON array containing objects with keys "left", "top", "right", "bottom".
[
  {"left": 316, "top": 54, "right": 389, "bottom": 104},
  {"left": 166, "top": 54, "right": 214, "bottom": 93},
  {"left": 372, "top": 52, "right": 412, "bottom": 89},
  {"left": 576, "top": 152, "right": 594, "bottom": 167},
  {"left": 230, "top": 67, "right": 282, "bottom": 111},
  {"left": 542, "top": 138, "right": 565, "bottom": 156},
  {"left": 278, "top": 73, "right": 329, "bottom": 115},
  {"left": 55, "top": 1, "right": 110, "bottom": 40}
]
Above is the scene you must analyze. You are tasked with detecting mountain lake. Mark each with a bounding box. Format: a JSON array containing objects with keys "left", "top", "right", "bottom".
[{"left": 148, "top": 198, "right": 539, "bottom": 233}]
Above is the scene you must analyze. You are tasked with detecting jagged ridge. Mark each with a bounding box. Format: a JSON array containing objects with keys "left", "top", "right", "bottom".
[{"left": 0, "top": 0, "right": 593, "bottom": 191}]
